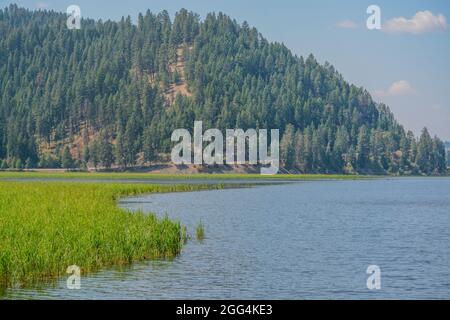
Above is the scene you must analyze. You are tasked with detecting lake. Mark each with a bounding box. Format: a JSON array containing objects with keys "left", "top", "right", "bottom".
[{"left": 3, "top": 178, "right": 450, "bottom": 299}]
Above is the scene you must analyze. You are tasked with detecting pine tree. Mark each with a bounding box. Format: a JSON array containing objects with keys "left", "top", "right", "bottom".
[
  {"left": 99, "top": 131, "right": 114, "bottom": 169},
  {"left": 280, "top": 124, "right": 296, "bottom": 169},
  {"left": 447, "top": 150, "right": 450, "bottom": 168},
  {"left": 124, "top": 113, "right": 141, "bottom": 167},
  {"left": 416, "top": 128, "right": 433, "bottom": 175},
  {"left": 115, "top": 130, "right": 127, "bottom": 169},
  {"left": 82, "top": 145, "right": 90, "bottom": 166},
  {"left": 143, "top": 125, "right": 156, "bottom": 163},
  {"left": 333, "top": 126, "right": 349, "bottom": 172},
  {"left": 90, "top": 141, "right": 100, "bottom": 170},
  {"left": 0, "top": 5, "right": 447, "bottom": 176},
  {"left": 432, "top": 136, "right": 446, "bottom": 175},
  {"left": 61, "top": 146, "right": 74, "bottom": 170},
  {"left": 356, "top": 126, "right": 370, "bottom": 171}
]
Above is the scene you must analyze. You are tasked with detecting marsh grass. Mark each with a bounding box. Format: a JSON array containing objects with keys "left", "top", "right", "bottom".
[
  {"left": 181, "top": 226, "right": 189, "bottom": 244},
  {"left": 196, "top": 221, "right": 205, "bottom": 241},
  {"left": 0, "top": 182, "right": 219, "bottom": 288}
]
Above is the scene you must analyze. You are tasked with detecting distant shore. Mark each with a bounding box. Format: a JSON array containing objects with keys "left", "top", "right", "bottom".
[{"left": 0, "top": 170, "right": 379, "bottom": 181}]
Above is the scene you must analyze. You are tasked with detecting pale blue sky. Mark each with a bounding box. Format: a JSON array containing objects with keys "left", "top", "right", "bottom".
[{"left": 2, "top": 0, "right": 449, "bottom": 140}]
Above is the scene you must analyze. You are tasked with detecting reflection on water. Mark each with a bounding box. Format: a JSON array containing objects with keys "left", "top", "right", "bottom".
[{"left": 4, "top": 178, "right": 450, "bottom": 299}]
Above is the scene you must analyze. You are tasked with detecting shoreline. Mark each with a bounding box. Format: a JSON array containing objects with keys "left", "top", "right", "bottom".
[
  {"left": 0, "top": 181, "right": 225, "bottom": 290},
  {"left": 0, "top": 171, "right": 380, "bottom": 181}
]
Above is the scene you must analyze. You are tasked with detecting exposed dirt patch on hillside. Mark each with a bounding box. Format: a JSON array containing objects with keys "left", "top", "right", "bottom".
[{"left": 164, "top": 47, "right": 193, "bottom": 105}]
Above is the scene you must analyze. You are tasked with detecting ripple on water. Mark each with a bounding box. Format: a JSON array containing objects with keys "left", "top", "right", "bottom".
[{"left": 4, "top": 178, "right": 450, "bottom": 299}]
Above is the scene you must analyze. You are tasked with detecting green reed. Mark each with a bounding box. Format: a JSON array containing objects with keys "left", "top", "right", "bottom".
[{"left": 0, "top": 182, "right": 217, "bottom": 288}]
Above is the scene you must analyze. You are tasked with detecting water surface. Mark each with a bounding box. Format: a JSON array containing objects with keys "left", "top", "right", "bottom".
[{"left": 4, "top": 178, "right": 450, "bottom": 299}]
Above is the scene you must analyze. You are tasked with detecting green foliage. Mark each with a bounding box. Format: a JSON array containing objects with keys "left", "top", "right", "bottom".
[
  {"left": 99, "top": 130, "right": 114, "bottom": 169},
  {"left": 38, "top": 154, "right": 61, "bottom": 169},
  {"left": 280, "top": 125, "right": 296, "bottom": 169},
  {"left": 447, "top": 149, "right": 450, "bottom": 168},
  {"left": 0, "top": 182, "right": 220, "bottom": 288},
  {"left": 82, "top": 145, "right": 90, "bottom": 165},
  {"left": 61, "top": 146, "right": 74, "bottom": 169},
  {"left": 0, "top": 171, "right": 372, "bottom": 181},
  {"left": 0, "top": 5, "right": 446, "bottom": 175},
  {"left": 196, "top": 221, "right": 205, "bottom": 241}
]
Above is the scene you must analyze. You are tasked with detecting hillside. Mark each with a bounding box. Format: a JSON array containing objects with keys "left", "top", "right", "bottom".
[{"left": 0, "top": 4, "right": 447, "bottom": 175}]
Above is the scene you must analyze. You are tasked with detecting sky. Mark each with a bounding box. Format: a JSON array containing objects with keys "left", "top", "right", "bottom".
[{"left": 2, "top": 0, "right": 450, "bottom": 140}]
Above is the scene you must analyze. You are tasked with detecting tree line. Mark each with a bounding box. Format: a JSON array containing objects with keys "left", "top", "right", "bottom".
[{"left": 0, "top": 4, "right": 447, "bottom": 174}]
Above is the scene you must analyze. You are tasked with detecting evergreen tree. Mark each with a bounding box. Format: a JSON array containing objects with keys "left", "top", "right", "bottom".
[
  {"left": 280, "top": 125, "right": 296, "bottom": 169},
  {"left": 416, "top": 128, "right": 433, "bottom": 175},
  {"left": 115, "top": 129, "right": 127, "bottom": 169},
  {"left": 0, "top": 5, "right": 446, "bottom": 175},
  {"left": 356, "top": 126, "right": 370, "bottom": 172},
  {"left": 61, "top": 146, "right": 75, "bottom": 169},
  {"left": 432, "top": 136, "right": 446, "bottom": 175},
  {"left": 90, "top": 140, "right": 100, "bottom": 170},
  {"left": 143, "top": 125, "right": 156, "bottom": 163},
  {"left": 82, "top": 145, "right": 90, "bottom": 166},
  {"left": 333, "top": 126, "right": 350, "bottom": 173},
  {"left": 99, "top": 131, "right": 114, "bottom": 169},
  {"left": 447, "top": 150, "right": 450, "bottom": 168}
]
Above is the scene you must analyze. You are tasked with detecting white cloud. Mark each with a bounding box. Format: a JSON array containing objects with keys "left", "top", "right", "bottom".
[
  {"left": 337, "top": 20, "right": 358, "bottom": 29},
  {"left": 374, "top": 80, "right": 416, "bottom": 98},
  {"left": 36, "top": 2, "right": 49, "bottom": 9},
  {"left": 383, "top": 11, "right": 447, "bottom": 34},
  {"left": 387, "top": 80, "right": 416, "bottom": 96}
]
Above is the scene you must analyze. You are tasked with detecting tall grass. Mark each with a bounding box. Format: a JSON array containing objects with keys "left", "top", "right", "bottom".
[
  {"left": 0, "top": 182, "right": 218, "bottom": 288},
  {"left": 196, "top": 221, "right": 205, "bottom": 241}
]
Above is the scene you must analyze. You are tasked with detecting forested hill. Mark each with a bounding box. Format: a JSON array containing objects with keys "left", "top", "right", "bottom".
[{"left": 0, "top": 4, "right": 447, "bottom": 174}]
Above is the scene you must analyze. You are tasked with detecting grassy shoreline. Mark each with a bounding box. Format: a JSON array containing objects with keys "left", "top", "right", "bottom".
[
  {"left": 0, "top": 171, "right": 377, "bottom": 181},
  {"left": 0, "top": 181, "right": 223, "bottom": 289},
  {"left": 0, "top": 172, "right": 407, "bottom": 289}
]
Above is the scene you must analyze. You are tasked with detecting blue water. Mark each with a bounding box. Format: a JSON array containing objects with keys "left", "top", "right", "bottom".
[{"left": 4, "top": 178, "right": 450, "bottom": 299}]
